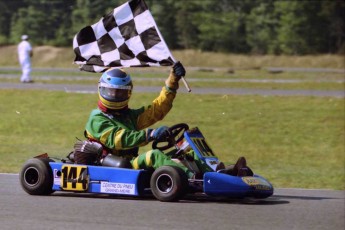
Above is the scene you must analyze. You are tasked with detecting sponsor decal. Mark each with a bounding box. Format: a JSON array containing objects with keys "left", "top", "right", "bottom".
[
  {"left": 53, "top": 169, "right": 60, "bottom": 185},
  {"left": 242, "top": 177, "right": 271, "bottom": 190},
  {"left": 100, "top": 182, "right": 135, "bottom": 195}
]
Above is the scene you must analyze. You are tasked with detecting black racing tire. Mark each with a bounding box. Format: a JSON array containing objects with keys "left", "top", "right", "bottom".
[
  {"left": 20, "top": 158, "right": 55, "bottom": 195},
  {"left": 150, "top": 166, "right": 189, "bottom": 202}
]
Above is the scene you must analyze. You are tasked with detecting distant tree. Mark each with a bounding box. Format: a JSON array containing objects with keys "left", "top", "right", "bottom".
[
  {"left": 319, "top": 0, "right": 345, "bottom": 53},
  {"left": 274, "top": 1, "right": 332, "bottom": 54},
  {"left": 147, "top": 0, "right": 179, "bottom": 49},
  {"left": 71, "top": 0, "right": 122, "bottom": 34},
  {"left": 245, "top": 0, "right": 278, "bottom": 54},
  {"left": 0, "top": 0, "right": 25, "bottom": 44},
  {"left": 194, "top": 0, "right": 253, "bottom": 53},
  {"left": 0, "top": 0, "right": 343, "bottom": 54},
  {"left": 171, "top": 0, "right": 201, "bottom": 49},
  {"left": 10, "top": 6, "right": 45, "bottom": 44},
  {"left": 10, "top": 0, "right": 76, "bottom": 46}
]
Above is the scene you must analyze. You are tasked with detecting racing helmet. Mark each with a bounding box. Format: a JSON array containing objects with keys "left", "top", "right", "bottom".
[{"left": 98, "top": 69, "right": 133, "bottom": 110}]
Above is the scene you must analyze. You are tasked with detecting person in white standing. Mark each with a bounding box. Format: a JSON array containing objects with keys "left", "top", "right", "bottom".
[{"left": 18, "top": 35, "right": 33, "bottom": 83}]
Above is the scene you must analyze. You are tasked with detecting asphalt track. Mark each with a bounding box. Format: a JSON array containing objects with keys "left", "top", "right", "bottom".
[{"left": 0, "top": 174, "right": 343, "bottom": 230}]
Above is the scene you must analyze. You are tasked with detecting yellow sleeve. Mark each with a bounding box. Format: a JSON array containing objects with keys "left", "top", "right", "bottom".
[{"left": 136, "top": 86, "right": 176, "bottom": 130}]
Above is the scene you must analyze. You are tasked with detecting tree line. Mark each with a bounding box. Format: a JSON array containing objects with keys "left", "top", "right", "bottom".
[{"left": 0, "top": 0, "right": 344, "bottom": 55}]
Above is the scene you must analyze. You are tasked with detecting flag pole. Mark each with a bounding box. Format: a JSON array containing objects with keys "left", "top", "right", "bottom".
[
  {"left": 180, "top": 76, "right": 191, "bottom": 92},
  {"left": 169, "top": 57, "right": 192, "bottom": 92},
  {"left": 169, "top": 55, "right": 191, "bottom": 92},
  {"left": 169, "top": 56, "right": 191, "bottom": 92}
]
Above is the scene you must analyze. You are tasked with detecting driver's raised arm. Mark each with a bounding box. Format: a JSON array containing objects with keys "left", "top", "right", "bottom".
[{"left": 136, "top": 62, "right": 186, "bottom": 130}]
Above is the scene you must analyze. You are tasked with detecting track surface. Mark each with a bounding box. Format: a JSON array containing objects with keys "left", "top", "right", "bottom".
[
  {"left": 1, "top": 82, "right": 344, "bottom": 97},
  {"left": 1, "top": 174, "right": 344, "bottom": 230}
]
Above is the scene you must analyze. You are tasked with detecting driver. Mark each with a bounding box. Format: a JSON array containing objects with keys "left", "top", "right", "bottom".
[{"left": 83, "top": 62, "right": 197, "bottom": 179}]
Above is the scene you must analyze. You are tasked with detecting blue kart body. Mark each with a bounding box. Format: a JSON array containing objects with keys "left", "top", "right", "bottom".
[
  {"left": 49, "top": 163, "right": 151, "bottom": 196},
  {"left": 20, "top": 126, "right": 274, "bottom": 201}
]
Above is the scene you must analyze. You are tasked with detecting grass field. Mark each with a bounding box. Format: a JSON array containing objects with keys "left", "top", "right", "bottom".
[{"left": 0, "top": 46, "right": 344, "bottom": 190}]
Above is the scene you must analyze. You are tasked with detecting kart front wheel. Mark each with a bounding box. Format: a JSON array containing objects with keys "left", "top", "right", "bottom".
[
  {"left": 20, "top": 158, "right": 54, "bottom": 195},
  {"left": 150, "top": 166, "right": 188, "bottom": 202}
]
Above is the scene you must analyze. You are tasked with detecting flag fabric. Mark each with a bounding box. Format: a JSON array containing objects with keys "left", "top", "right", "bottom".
[{"left": 73, "top": 0, "right": 175, "bottom": 72}]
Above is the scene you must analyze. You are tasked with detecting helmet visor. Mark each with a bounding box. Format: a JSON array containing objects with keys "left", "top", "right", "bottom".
[{"left": 99, "top": 87, "right": 131, "bottom": 102}]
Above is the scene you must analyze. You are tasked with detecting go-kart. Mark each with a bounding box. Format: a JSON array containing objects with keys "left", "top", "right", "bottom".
[{"left": 19, "top": 123, "right": 274, "bottom": 202}]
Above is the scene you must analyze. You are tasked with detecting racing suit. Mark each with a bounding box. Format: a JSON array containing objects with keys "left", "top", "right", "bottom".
[
  {"left": 17, "top": 40, "right": 33, "bottom": 82},
  {"left": 85, "top": 85, "right": 195, "bottom": 178}
]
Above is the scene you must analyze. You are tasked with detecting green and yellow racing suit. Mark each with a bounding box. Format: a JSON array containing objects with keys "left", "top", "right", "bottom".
[{"left": 84, "top": 86, "right": 195, "bottom": 178}]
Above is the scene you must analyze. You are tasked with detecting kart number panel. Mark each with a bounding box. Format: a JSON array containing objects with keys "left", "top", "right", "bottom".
[{"left": 60, "top": 165, "right": 89, "bottom": 191}]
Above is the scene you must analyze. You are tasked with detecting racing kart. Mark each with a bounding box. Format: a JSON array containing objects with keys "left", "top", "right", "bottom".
[{"left": 19, "top": 123, "right": 274, "bottom": 202}]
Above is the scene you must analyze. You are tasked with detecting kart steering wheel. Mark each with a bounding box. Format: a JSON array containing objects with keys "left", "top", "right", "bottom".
[{"left": 152, "top": 123, "right": 189, "bottom": 151}]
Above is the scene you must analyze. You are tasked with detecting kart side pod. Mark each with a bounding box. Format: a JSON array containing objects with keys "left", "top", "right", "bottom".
[
  {"left": 203, "top": 172, "right": 274, "bottom": 198},
  {"left": 49, "top": 162, "right": 150, "bottom": 196}
]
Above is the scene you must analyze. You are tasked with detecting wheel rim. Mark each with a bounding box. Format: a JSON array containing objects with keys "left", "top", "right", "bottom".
[
  {"left": 24, "top": 167, "right": 40, "bottom": 187},
  {"left": 156, "top": 173, "right": 174, "bottom": 193}
]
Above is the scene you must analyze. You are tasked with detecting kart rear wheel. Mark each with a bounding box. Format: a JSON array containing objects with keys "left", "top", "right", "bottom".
[
  {"left": 20, "top": 158, "right": 54, "bottom": 195},
  {"left": 150, "top": 166, "right": 188, "bottom": 202}
]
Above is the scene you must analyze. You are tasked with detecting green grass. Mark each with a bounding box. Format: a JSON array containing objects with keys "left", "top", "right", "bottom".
[{"left": 0, "top": 89, "right": 344, "bottom": 190}]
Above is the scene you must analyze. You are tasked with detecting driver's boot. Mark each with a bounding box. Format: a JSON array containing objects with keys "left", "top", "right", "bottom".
[
  {"left": 231, "top": 156, "right": 251, "bottom": 176},
  {"left": 216, "top": 157, "right": 254, "bottom": 176},
  {"left": 215, "top": 162, "right": 225, "bottom": 171}
]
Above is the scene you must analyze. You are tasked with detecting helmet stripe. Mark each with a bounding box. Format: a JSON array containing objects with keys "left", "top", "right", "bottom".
[
  {"left": 99, "top": 93, "right": 129, "bottom": 110},
  {"left": 98, "top": 82, "right": 132, "bottom": 90}
]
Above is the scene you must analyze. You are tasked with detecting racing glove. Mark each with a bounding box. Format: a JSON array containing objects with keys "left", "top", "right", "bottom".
[
  {"left": 165, "top": 61, "right": 186, "bottom": 90},
  {"left": 146, "top": 126, "right": 170, "bottom": 142}
]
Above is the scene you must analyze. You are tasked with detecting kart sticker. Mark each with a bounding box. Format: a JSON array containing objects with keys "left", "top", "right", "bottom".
[
  {"left": 100, "top": 182, "right": 135, "bottom": 195},
  {"left": 205, "top": 158, "right": 219, "bottom": 171},
  {"left": 60, "top": 165, "right": 89, "bottom": 191},
  {"left": 53, "top": 169, "right": 60, "bottom": 185},
  {"left": 190, "top": 137, "right": 215, "bottom": 157},
  {"left": 242, "top": 177, "right": 271, "bottom": 190}
]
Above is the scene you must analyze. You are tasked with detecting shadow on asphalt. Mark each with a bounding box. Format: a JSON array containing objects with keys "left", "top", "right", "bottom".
[
  {"left": 50, "top": 191, "right": 289, "bottom": 205},
  {"left": 272, "top": 194, "right": 341, "bottom": 201}
]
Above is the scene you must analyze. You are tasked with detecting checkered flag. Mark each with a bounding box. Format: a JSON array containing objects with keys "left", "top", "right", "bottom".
[{"left": 73, "top": 0, "right": 175, "bottom": 72}]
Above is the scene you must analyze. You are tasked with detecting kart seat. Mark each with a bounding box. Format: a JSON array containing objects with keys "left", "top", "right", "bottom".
[{"left": 101, "top": 154, "right": 132, "bottom": 169}]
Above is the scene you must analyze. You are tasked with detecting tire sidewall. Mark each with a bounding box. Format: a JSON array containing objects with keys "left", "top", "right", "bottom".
[
  {"left": 20, "top": 158, "right": 54, "bottom": 195},
  {"left": 150, "top": 166, "right": 188, "bottom": 202}
]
